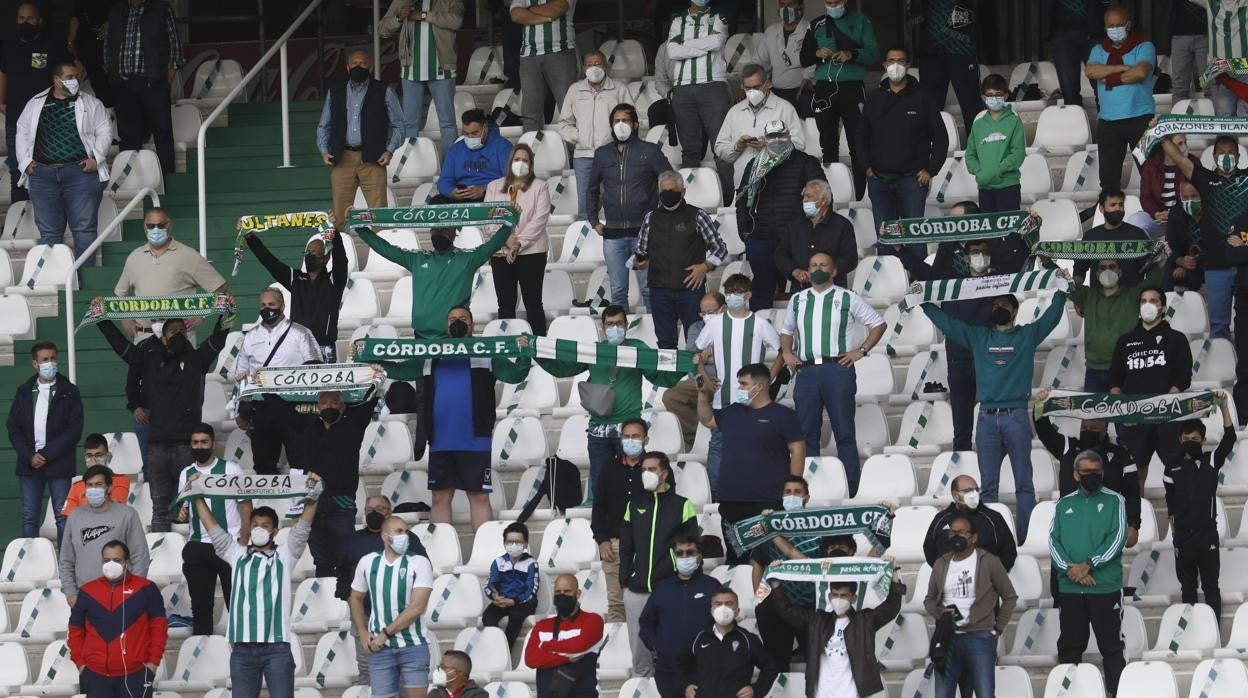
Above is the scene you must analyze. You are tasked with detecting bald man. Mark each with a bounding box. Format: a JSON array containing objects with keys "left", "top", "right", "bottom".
[
  {"left": 1085, "top": 6, "right": 1156, "bottom": 191},
  {"left": 524, "top": 574, "right": 605, "bottom": 698},
  {"left": 922, "top": 474, "right": 1017, "bottom": 571}
]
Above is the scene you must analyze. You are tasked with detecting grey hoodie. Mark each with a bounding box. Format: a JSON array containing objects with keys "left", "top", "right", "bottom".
[{"left": 58, "top": 501, "right": 150, "bottom": 599}]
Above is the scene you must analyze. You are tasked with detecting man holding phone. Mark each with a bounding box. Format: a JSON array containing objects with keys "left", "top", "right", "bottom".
[{"left": 434, "top": 108, "right": 510, "bottom": 203}]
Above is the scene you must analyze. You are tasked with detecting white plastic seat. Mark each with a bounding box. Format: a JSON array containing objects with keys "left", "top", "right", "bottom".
[
  {"left": 1018, "top": 501, "right": 1058, "bottom": 558},
  {"left": 273, "top": 526, "right": 317, "bottom": 582},
  {"left": 853, "top": 353, "right": 895, "bottom": 401},
  {"left": 145, "top": 531, "right": 186, "bottom": 585},
  {"left": 823, "top": 162, "right": 855, "bottom": 203},
  {"left": 380, "top": 470, "right": 431, "bottom": 512},
  {"left": 884, "top": 506, "right": 938, "bottom": 563},
  {"left": 1052, "top": 150, "right": 1102, "bottom": 203},
  {"left": 17, "top": 637, "right": 77, "bottom": 696},
  {"left": 1000, "top": 448, "right": 1058, "bottom": 503},
  {"left": 1042, "top": 664, "right": 1105, "bottom": 698},
  {"left": 574, "top": 567, "right": 610, "bottom": 617},
  {"left": 1033, "top": 106, "right": 1091, "bottom": 151},
  {"left": 852, "top": 454, "right": 917, "bottom": 502},
  {"left": 679, "top": 167, "right": 723, "bottom": 209},
  {"left": 894, "top": 348, "right": 950, "bottom": 404},
  {"left": 672, "top": 461, "right": 712, "bottom": 509},
  {"left": 497, "top": 365, "right": 560, "bottom": 417},
  {"left": 886, "top": 401, "right": 954, "bottom": 456},
  {"left": 878, "top": 304, "right": 936, "bottom": 357},
  {"left": 546, "top": 175, "right": 579, "bottom": 225},
  {"left": 358, "top": 421, "right": 413, "bottom": 474},
  {"left": 1009, "top": 553, "right": 1046, "bottom": 608},
  {"left": 424, "top": 572, "right": 486, "bottom": 629},
  {"left": 2, "top": 201, "right": 39, "bottom": 250},
  {"left": 1003, "top": 608, "right": 1061, "bottom": 665},
  {"left": 643, "top": 125, "right": 683, "bottom": 169},
  {"left": 644, "top": 410, "right": 683, "bottom": 455},
  {"left": 106, "top": 149, "right": 163, "bottom": 199},
  {"left": 518, "top": 130, "right": 569, "bottom": 175},
  {"left": 357, "top": 230, "right": 418, "bottom": 283},
  {"left": 1118, "top": 660, "right": 1179, "bottom": 698},
  {"left": 0, "top": 294, "right": 32, "bottom": 339},
  {"left": 452, "top": 625, "right": 512, "bottom": 679},
  {"left": 354, "top": 185, "right": 398, "bottom": 209},
  {"left": 541, "top": 269, "right": 576, "bottom": 318},
  {"left": 920, "top": 451, "right": 980, "bottom": 502},
  {"left": 160, "top": 635, "right": 231, "bottom": 691},
  {"left": 547, "top": 316, "right": 600, "bottom": 344},
  {"left": 536, "top": 517, "right": 598, "bottom": 574},
  {"left": 171, "top": 101, "right": 202, "bottom": 146},
  {"left": 0, "top": 538, "right": 58, "bottom": 593},
  {"left": 1142, "top": 603, "right": 1221, "bottom": 660},
  {"left": 1216, "top": 603, "right": 1248, "bottom": 656},
  {"left": 596, "top": 622, "right": 634, "bottom": 680},
  {"left": 412, "top": 522, "right": 463, "bottom": 574},
  {"left": 939, "top": 111, "right": 958, "bottom": 155},
  {"left": 1030, "top": 198, "right": 1082, "bottom": 241},
  {"left": 483, "top": 317, "right": 532, "bottom": 337},
  {"left": 802, "top": 456, "right": 849, "bottom": 504},
  {"left": 722, "top": 33, "right": 756, "bottom": 74},
  {"left": 926, "top": 156, "right": 978, "bottom": 205},
  {"left": 850, "top": 255, "right": 907, "bottom": 308},
  {"left": 491, "top": 416, "right": 548, "bottom": 469},
  {"left": 853, "top": 403, "right": 891, "bottom": 458},
  {"left": 554, "top": 414, "right": 591, "bottom": 466},
  {"left": 1039, "top": 343, "right": 1086, "bottom": 390},
  {"left": 1017, "top": 294, "right": 1072, "bottom": 347},
  {"left": 290, "top": 577, "right": 350, "bottom": 634},
  {"left": 1190, "top": 337, "right": 1237, "bottom": 388},
  {"left": 0, "top": 642, "right": 30, "bottom": 692},
  {"left": 1187, "top": 658, "right": 1248, "bottom": 696},
  {"left": 874, "top": 613, "right": 930, "bottom": 671},
  {"left": 1166, "top": 291, "right": 1209, "bottom": 338},
  {"left": 617, "top": 677, "right": 660, "bottom": 698},
  {"left": 296, "top": 630, "right": 358, "bottom": 689},
  {"left": 186, "top": 58, "right": 245, "bottom": 101},
  {"left": 463, "top": 46, "right": 505, "bottom": 86},
  {"left": 1019, "top": 152, "right": 1053, "bottom": 202},
  {"left": 7, "top": 244, "right": 75, "bottom": 294},
  {"left": 898, "top": 666, "right": 936, "bottom": 698},
  {"left": 714, "top": 210, "right": 745, "bottom": 257},
  {"left": 336, "top": 277, "right": 379, "bottom": 330},
  {"left": 387, "top": 137, "right": 441, "bottom": 186},
  {"left": 456, "top": 521, "right": 511, "bottom": 576}
]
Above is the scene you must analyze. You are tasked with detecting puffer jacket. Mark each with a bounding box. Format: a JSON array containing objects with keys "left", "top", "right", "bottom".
[
  {"left": 735, "top": 148, "right": 824, "bottom": 242},
  {"left": 586, "top": 136, "right": 674, "bottom": 230},
  {"left": 557, "top": 77, "right": 631, "bottom": 158}
]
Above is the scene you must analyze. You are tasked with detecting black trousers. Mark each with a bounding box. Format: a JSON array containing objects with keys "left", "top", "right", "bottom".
[
  {"left": 1117, "top": 424, "right": 1163, "bottom": 492},
  {"left": 755, "top": 593, "right": 810, "bottom": 669},
  {"left": 1095, "top": 115, "right": 1152, "bottom": 193},
  {"left": 491, "top": 252, "right": 547, "bottom": 335},
  {"left": 112, "top": 76, "right": 175, "bottom": 173},
  {"left": 481, "top": 597, "right": 537, "bottom": 650},
  {"left": 920, "top": 53, "right": 984, "bottom": 137},
  {"left": 811, "top": 80, "right": 866, "bottom": 199},
  {"left": 249, "top": 398, "right": 304, "bottom": 474},
  {"left": 948, "top": 357, "right": 976, "bottom": 451},
  {"left": 1175, "top": 529, "right": 1222, "bottom": 618},
  {"left": 78, "top": 35, "right": 114, "bottom": 107},
  {"left": 1235, "top": 284, "right": 1248, "bottom": 424},
  {"left": 1056, "top": 591, "right": 1125, "bottom": 695},
  {"left": 719, "top": 500, "right": 778, "bottom": 565},
  {"left": 182, "top": 540, "right": 231, "bottom": 636}
]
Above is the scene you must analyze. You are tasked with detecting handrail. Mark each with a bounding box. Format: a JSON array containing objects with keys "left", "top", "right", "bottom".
[
  {"left": 65, "top": 187, "right": 162, "bottom": 383},
  {"left": 197, "top": 0, "right": 325, "bottom": 257}
]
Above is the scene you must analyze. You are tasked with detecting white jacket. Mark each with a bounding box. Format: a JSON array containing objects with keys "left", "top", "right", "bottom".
[
  {"left": 556, "top": 76, "right": 630, "bottom": 158},
  {"left": 16, "top": 87, "right": 112, "bottom": 187},
  {"left": 713, "top": 93, "right": 806, "bottom": 186}
]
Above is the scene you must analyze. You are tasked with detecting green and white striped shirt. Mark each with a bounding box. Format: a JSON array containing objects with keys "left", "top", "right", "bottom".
[
  {"left": 351, "top": 551, "right": 435, "bottom": 648},
  {"left": 511, "top": 0, "right": 577, "bottom": 57},
  {"left": 178, "top": 458, "right": 244, "bottom": 542},
  {"left": 695, "top": 312, "right": 782, "bottom": 409},
  {"left": 780, "top": 286, "right": 884, "bottom": 362},
  {"left": 1195, "top": 0, "right": 1248, "bottom": 59},
  {"left": 210, "top": 519, "right": 310, "bottom": 643},
  {"left": 668, "top": 9, "right": 728, "bottom": 87},
  {"left": 402, "top": 2, "right": 455, "bottom": 82}
]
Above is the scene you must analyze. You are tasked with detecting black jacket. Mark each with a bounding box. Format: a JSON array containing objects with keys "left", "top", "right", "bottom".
[
  {"left": 776, "top": 210, "right": 858, "bottom": 288},
  {"left": 335, "top": 526, "right": 429, "bottom": 601},
  {"left": 1072, "top": 223, "right": 1149, "bottom": 289},
  {"left": 246, "top": 232, "right": 349, "bottom": 347},
  {"left": 99, "top": 318, "right": 227, "bottom": 443},
  {"left": 856, "top": 76, "right": 948, "bottom": 178},
  {"left": 898, "top": 248, "right": 994, "bottom": 362},
  {"left": 6, "top": 373, "right": 83, "bottom": 478},
  {"left": 679, "top": 624, "right": 777, "bottom": 698},
  {"left": 1164, "top": 430, "right": 1236, "bottom": 539},
  {"left": 923, "top": 503, "right": 1018, "bottom": 571},
  {"left": 586, "top": 137, "right": 673, "bottom": 231},
  {"left": 106, "top": 0, "right": 180, "bottom": 82},
  {"left": 1108, "top": 321, "right": 1194, "bottom": 395},
  {"left": 619, "top": 487, "right": 699, "bottom": 593},
  {"left": 1036, "top": 415, "right": 1142, "bottom": 529},
  {"left": 1165, "top": 205, "right": 1205, "bottom": 291},
  {"left": 638, "top": 571, "right": 719, "bottom": 672},
  {"left": 735, "top": 149, "right": 824, "bottom": 242},
  {"left": 1040, "top": 0, "right": 1111, "bottom": 39},
  {"left": 591, "top": 455, "right": 645, "bottom": 543},
  {"left": 299, "top": 396, "right": 380, "bottom": 510}
]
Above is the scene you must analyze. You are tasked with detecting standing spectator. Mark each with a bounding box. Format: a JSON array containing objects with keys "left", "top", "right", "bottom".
[
  {"left": 62, "top": 434, "right": 130, "bottom": 516},
  {"left": 779, "top": 253, "right": 885, "bottom": 496},
  {"left": 713, "top": 64, "right": 806, "bottom": 187},
  {"left": 857, "top": 48, "right": 949, "bottom": 234},
  {"left": 619, "top": 452, "right": 700, "bottom": 677},
  {"left": 1069, "top": 253, "right": 1164, "bottom": 391},
  {"left": 679, "top": 589, "right": 777, "bottom": 698},
  {"left": 635, "top": 171, "right": 728, "bottom": 350},
  {"left": 586, "top": 103, "right": 673, "bottom": 308},
  {"left": 1051, "top": 451, "right": 1128, "bottom": 697},
  {"left": 482, "top": 522, "right": 540, "bottom": 652},
  {"left": 191, "top": 474, "right": 323, "bottom": 698},
  {"left": 1140, "top": 134, "right": 1199, "bottom": 237},
  {"left": 922, "top": 475, "right": 1018, "bottom": 571},
  {"left": 775, "top": 179, "right": 857, "bottom": 290},
  {"left": 316, "top": 50, "right": 406, "bottom": 230},
  {"left": 964, "top": 74, "right": 1025, "bottom": 213},
  {"left": 2, "top": 2, "right": 73, "bottom": 202},
  {"left": 350, "top": 516, "right": 436, "bottom": 698},
  {"left": 920, "top": 273, "right": 1072, "bottom": 541},
  {"left": 244, "top": 229, "right": 349, "bottom": 362},
  {"left": 524, "top": 574, "right": 605, "bottom": 698},
  {"left": 429, "top": 651, "right": 489, "bottom": 698},
  {"left": 67, "top": 540, "right": 167, "bottom": 698},
  {"left": 1072, "top": 190, "right": 1150, "bottom": 290},
  {"left": 1164, "top": 393, "right": 1235, "bottom": 619},
  {"left": 484, "top": 143, "right": 551, "bottom": 335},
  {"left": 7, "top": 340, "right": 82, "bottom": 541},
  {"left": 68, "top": 0, "right": 114, "bottom": 107},
  {"left": 910, "top": 0, "right": 984, "bottom": 136},
  {"left": 176, "top": 424, "right": 252, "bottom": 637},
  {"left": 379, "top": 0, "right": 464, "bottom": 154},
  {"left": 923, "top": 512, "right": 1018, "bottom": 698},
  {"left": 1191, "top": 0, "right": 1248, "bottom": 116},
  {"left": 16, "top": 60, "right": 110, "bottom": 264},
  {"left": 735, "top": 121, "right": 824, "bottom": 309},
  {"left": 1043, "top": 0, "right": 1108, "bottom": 106},
  {"left": 97, "top": 315, "right": 228, "bottom": 532},
  {"left": 436, "top": 108, "right": 511, "bottom": 203},
  {"left": 103, "top": 0, "right": 184, "bottom": 173},
  {"left": 1166, "top": 182, "right": 1205, "bottom": 291},
  {"left": 557, "top": 49, "right": 629, "bottom": 220},
  {"left": 800, "top": 0, "right": 878, "bottom": 196},
  {"left": 667, "top": 0, "right": 734, "bottom": 205},
  {"left": 639, "top": 534, "right": 719, "bottom": 698},
  {"left": 509, "top": 0, "right": 577, "bottom": 134},
  {"left": 590, "top": 418, "right": 649, "bottom": 623},
  {"left": 1108, "top": 288, "right": 1194, "bottom": 487},
  {"left": 59, "top": 465, "right": 150, "bottom": 606},
  {"left": 758, "top": 0, "right": 814, "bottom": 118},
  {"left": 1085, "top": 6, "right": 1156, "bottom": 192}
]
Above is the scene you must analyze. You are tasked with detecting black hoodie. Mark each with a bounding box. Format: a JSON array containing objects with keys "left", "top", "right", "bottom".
[{"left": 856, "top": 76, "right": 948, "bottom": 178}]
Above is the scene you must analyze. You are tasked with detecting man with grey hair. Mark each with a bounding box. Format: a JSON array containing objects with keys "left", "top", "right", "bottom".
[
  {"left": 634, "top": 171, "right": 728, "bottom": 349},
  {"left": 557, "top": 49, "right": 629, "bottom": 220},
  {"left": 714, "top": 64, "right": 805, "bottom": 188},
  {"left": 775, "top": 178, "right": 857, "bottom": 289}
]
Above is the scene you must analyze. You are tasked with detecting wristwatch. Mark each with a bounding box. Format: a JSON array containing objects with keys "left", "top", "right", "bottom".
[{"left": 857, "top": 346, "right": 868, "bottom": 356}]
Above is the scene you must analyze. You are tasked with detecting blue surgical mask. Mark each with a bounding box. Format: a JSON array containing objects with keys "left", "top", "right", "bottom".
[
  {"left": 37, "top": 361, "right": 57, "bottom": 380},
  {"left": 146, "top": 227, "right": 169, "bottom": 246},
  {"left": 802, "top": 201, "right": 819, "bottom": 218},
  {"left": 1106, "top": 26, "right": 1128, "bottom": 43},
  {"left": 85, "top": 487, "right": 107, "bottom": 508},
  {"left": 675, "top": 556, "right": 701, "bottom": 575},
  {"left": 464, "top": 136, "right": 484, "bottom": 150},
  {"left": 724, "top": 293, "right": 747, "bottom": 311},
  {"left": 389, "top": 533, "right": 410, "bottom": 555},
  {"left": 828, "top": 5, "right": 846, "bottom": 19},
  {"left": 734, "top": 387, "right": 754, "bottom": 405},
  {"left": 984, "top": 96, "right": 1005, "bottom": 112},
  {"left": 691, "top": 0, "right": 710, "bottom": 7},
  {"left": 605, "top": 326, "right": 626, "bottom": 345},
  {"left": 621, "top": 438, "right": 645, "bottom": 458}
]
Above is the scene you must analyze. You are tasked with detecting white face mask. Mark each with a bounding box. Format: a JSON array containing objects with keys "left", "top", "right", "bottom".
[
  {"left": 505, "top": 542, "right": 526, "bottom": 557},
  {"left": 885, "top": 63, "right": 907, "bottom": 82},
  {"left": 745, "top": 88, "right": 766, "bottom": 107},
  {"left": 250, "top": 526, "right": 272, "bottom": 547},
  {"left": 585, "top": 66, "right": 606, "bottom": 84},
  {"left": 430, "top": 668, "right": 449, "bottom": 687},
  {"left": 1140, "top": 302, "right": 1160, "bottom": 323},
  {"left": 828, "top": 597, "right": 852, "bottom": 615},
  {"left": 968, "top": 253, "right": 990, "bottom": 273},
  {"left": 1098, "top": 269, "right": 1120, "bottom": 289},
  {"left": 102, "top": 559, "right": 125, "bottom": 582},
  {"left": 613, "top": 121, "right": 633, "bottom": 141},
  {"left": 641, "top": 470, "right": 661, "bottom": 491},
  {"left": 511, "top": 160, "right": 530, "bottom": 177},
  {"left": 712, "top": 605, "right": 736, "bottom": 625},
  {"left": 961, "top": 490, "right": 980, "bottom": 509},
  {"left": 61, "top": 78, "right": 80, "bottom": 95},
  {"left": 782, "top": 495, "right": 804, "bottom": 511}
]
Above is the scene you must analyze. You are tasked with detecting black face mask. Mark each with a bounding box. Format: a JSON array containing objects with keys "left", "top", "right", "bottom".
[
  {"left": 826, "top": 547, "right": 851, "bottom": 558},
  {"left": 191, "top": 447, "right": 214, "bottom": 464},
  {"left": 365, "top": 511, "right": 386, "bottom": 530},
  {"left": 1079, "top": 430, "right": 1103, "bottom": 448},
  {"left": 552, "top": 594, "right": 577, "bottom": 617},
  {"left": 259, "top": 307, "right": 282, "bottom": 325},
  {"left": 992, "top": 306, "right": 1013, "bottom": 326},
  {"left": 349, "top": 66, "right": 370, "bottom": 83},
  {"left": 320, "top": 407, "right": 342, "bottom": 424},
  {"left": 448, "top": 319, "right": 470, "bottom": 338},
  {"left": 15, "top": 23, "right": 36, "bottom": 41},
  {"left": 166, "top": 334, "right": 192, "bottom": 356},
  {"left": 431, "top": 234, "right": 454, "bottom": 252},
  {"left": 1080, "top": 472, "right": 1103, "bottom": 492},
  {"left": 659, "top": 190, "right": 683, "bottom": 210},
  {"left": 1181, "top": 441, "right": 1204, "bottom": 460},
  {"left": 305, "top": 254, "right": 325, "bottom": 271},
  {"left": 1103, "top": 210, "right": 1125, "bottom": 226},
  {"left": 949, "top": 535, "right": 970, "bottom": 553}
]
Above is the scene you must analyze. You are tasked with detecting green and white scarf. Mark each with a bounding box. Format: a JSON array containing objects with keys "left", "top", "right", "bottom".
[
  {"left": 1133, "top": 114, "right": 1248, "bottom": 163},
  {"left": 231, "top": 211, "right": 333, "bottom": 276},
  {"left": 1201, "top": 57, "right": 1248, "bottom": 89},
  {"left": 1033, "top": 239, "right": 1162, "bottom": 261},
  {"left": 879, "top": 210, "right": 1038, "bottom": 246},
  {"left": 756, "top": 557, "right": 894, "bottom": 611},
  {"left": 532, "top": 336, "right": 695, "bottom": 374},
  {"left": 77, "top": 293, "right": 238, "bottom": 331},
  {"left": 237, "top": 363, "right": 381, "bottom": 403},
  {"left": 171, "top": 472, "right": 322, "bottom": 512},
  {"left": 735, "top": 140, "right": 793, "bottom": 208},
  {"left": 355, "top": 336, "right": 529, "bottom": 362},
  {"left": 899, "top": 269, "right": 1069, "bottom": 313},
  {"left": 345, "top": 202, "right": 519, "bottom": 230},
  {"left": 1037, "top": 390, "right": 1218, "bottom": 424},
  {"left": 728, "top": 505, "right": 891, "bottom": 554}
]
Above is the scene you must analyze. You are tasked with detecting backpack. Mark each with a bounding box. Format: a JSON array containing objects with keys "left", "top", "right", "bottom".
[{"left": 516, "top": 456, "right": 584, "bottom": 522}]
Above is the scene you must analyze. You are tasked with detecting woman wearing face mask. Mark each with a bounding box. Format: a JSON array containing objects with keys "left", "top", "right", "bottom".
[{"left": 484, "top": 144, "right": 551, "bottom": 335}]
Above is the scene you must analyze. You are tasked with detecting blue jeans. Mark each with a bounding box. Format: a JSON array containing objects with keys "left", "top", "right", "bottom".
[
  {"left": 587, "top": 433, "right": 621, "bottom": 503},
  {"left": 793, "top": 363, "right": 860, "bottom": 494},
  {"left": 28, "top": 163, "right": 104, "bottom": 266},
  {"left": 603, "top": 235, "right": 648, "bottom": 309},
  {"left": 19, "top": 471, "right": 70, "bottom": 541},
  {"left": 401, "top": 76, "right": 458, "bottom": 157},
  {"left": 867, "top": 175, "right": 928, "bottom": 237},
  {"left": 744, "top": 238, "right": 778, "bottom": 311},
  {"left": 573, "top": 157, "right": 594, "bottom": 221},
  {"left": 935, "top": 631, "right": 997, "bottom": 698},
  {"left": 650, "top": 286, "right": 703, "bottom": 350},
  {"left": 230, "top": 643, "right": 295, "bottom": 698},
  {"left": 1211, "top": 81, "right": 1248, "bottom": 116},
  {"left": 368, "top": 644, "right": 431, "bottom": 698},
  {"left": 707, "top": 428, "right": 722, "bottom": 499},
  {"left": 976, "top": 408, "right": 1035, "bottom": 542},
  {"left": 1084, "top": 367, "right": 1110, "bottom": 392},
  {"left": 1206, "top": 267, "right": 1237, "bottom": 339}
]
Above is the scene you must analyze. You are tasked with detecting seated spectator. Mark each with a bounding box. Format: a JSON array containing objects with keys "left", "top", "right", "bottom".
[
  {"left": 714, "top": 64, "right": 806, "bottom": 188},
  {"left": 484, "top": 143, "right": 551, "bottom": 335},
  {"left": 775, "top": 179, "right": 857, "bottom": 290},
  {"left": 1141, "top": 134, "right": 1198, "bottom": 236},
  {"left": 1085, "top": 5, "right": 1155, "bottom": 193},
  {"left": 435, "top": 109, "right": 510, "bottom": 203},
  {"left": 964, "top": 74, "right": 1025, "bottom": 213},
  {"left": 428, "top": 650, "right": 489, "bottom": 698},
  {"left": 62, "top": 434, "right": 130, "bottom": 517},
  {"left": 482, "top": 522, "right": 539, "bottom": 652},
  {"left": 556, "top": 50, "right": 629, "bottom": 220}
]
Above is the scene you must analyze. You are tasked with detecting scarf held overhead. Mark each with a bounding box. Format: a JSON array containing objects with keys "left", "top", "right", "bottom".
[
  {"left": 356, "top": 336, "right": 530, "bottom": 362},
  {"left": 77, "top": 293, "right": 238, "bottom": 331},
  {"left": 879, "top": 210, "right": 1038, "bottom": 246},
  {"left": 728, "top": 504, "right": 891, "bottom": 554},
  {"left": 899, "top": 269, "right": 1069, "bottom": 313},
  {"left": 230, "top": 211, "right": 333, "bottom": 276},
  {"left": 236, "top": 363, "right": 381, "bottom": 403},
  {"left": 1132, "top": 115, "right": 1248, "bottom": 163},
  {"left": 756, "top": 557, "right": 894, "bottom": 611},
  {"left": 1033, "top": 239, "right": 1161, "bottom": 260},
  {"left": 346, "top": 202, "right": 520, "bottom": 230},
  {"left": 1037, "top": 390, "right": 1218, "bottom": 424},
  {"left": 531, "top": 336, "right": 696, "bottom": 374},
  {"left": 170, "top": 472, "right": 322, "bottom": 512}
]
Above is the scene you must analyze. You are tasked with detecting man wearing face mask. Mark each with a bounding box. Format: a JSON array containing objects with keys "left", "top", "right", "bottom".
[
  {"left": 776, "top": 179, "right": 857, "bottom": 291},
  {"left": 1071, "top": 189, "right": 1150, "bottom": 292},
  {"left": 922, "top": 475, "right": 1017, "bottom": 572},
  {"left": 1165, "top": 182, "right": 1205, "bottom": 292},
  {"left": 67, "top": 540, "right": 167, "bottom": 698},
  {"left": 1050, "top": 451, "right": 1128, "bottom": 697},
  {"left": 435, "top": 108, "right": 511, "bottom": 203},
  {"left": 557, "top": 50, "right": 629, "bottom": 221},
  {"left": 428, "top": 651, "right": 488, "bottom": 698},
  {"left": 619, "top": 452, "right": 700, "bottom": 677},
  {"left": 758, "top": 0, "right": 817, "bottom": 119},
  {"left": 666, "top": 0, "right": 735, "bottom": 206},
  {"left": 1085, "top": 6, "right": 1156, "bottom": 192},
  {"left": 244, "top": 231, "right": 350, "bottom": 362},
  {"left": 524, "top": 574, "right": 605, "bottom": 698},
  {"left": 634, "top": 170, "right": 728, "bottom": 350},
  {"left": 679, "top": 588, "right": 777, "bottom": 698},
  {"left": 591, "top": 418, "right": 649, "bottom": 623},
  {"left": 60, "top": 465, "right": 151, "bottom": 608},
  {"left": 639, "top": 534, "right": 720, "bottom": 698},
  {"left": 660, "top": 292, "right": 726, "bottom": 449},
  {"left": 103, "top": 0, "right": 185, "bottom": 173},
  {"left": 1069, "top": 250, "right": 1165, "bottom": 392},
  {"left": 62, "top": 434, "right": 131, "bottom": 516},
  {"left": 714, "top": 64, "right": 805, "bottom": 188},
  {"left": 175, "top": 423, "right": 252, "bottom": 637}
]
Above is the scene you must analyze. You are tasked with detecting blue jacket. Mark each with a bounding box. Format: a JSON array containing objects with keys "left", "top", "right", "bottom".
[
  {"left": 637, "top": 570, "right": 718, "bottom": 671},
  {"left": 484, "top": 552, "right": 539, "bottom": 603},
  {"left": 437, "top": 122, "right": 511, "bottom": 197},
  {"left": 585, "top": 136, "right": 673, "bottom": 230},
  {"left": 6, "top": 373, "right": 83, "bottom": 479}
]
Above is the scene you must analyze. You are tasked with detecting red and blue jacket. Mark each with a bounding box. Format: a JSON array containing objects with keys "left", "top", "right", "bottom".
[{"left": 68, "top": 573, "right": 168, "bottom": 676}]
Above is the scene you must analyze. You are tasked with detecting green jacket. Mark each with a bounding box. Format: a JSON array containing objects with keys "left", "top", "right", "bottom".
[
  {"left": 964, "top": 107, "right": 1026, "bottom": 190},
  {"left": 537, "top": 338, "right": 685, "bottom": 426},
  {"left": 801, "top": 11, "right": 880, "bottom": 84},
  {"left": 357, "top": 227, "right": 510, "bottom": 338},
  {"left": 1070, "top": 263, "right": 1164, "bottom": 370},
  {"left": 1049, "top": 486, "right": 1127, "bottom": 595}
]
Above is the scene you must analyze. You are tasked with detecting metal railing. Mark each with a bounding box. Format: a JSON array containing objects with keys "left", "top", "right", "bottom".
[
  {"left": 65, "top": 187, "right": 162, "bottom": 383},
  {"left": 196, "top": 0, "right": 324, "bottom": 257}
]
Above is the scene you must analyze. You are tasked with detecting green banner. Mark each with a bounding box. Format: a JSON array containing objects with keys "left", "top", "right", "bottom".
[
  {"left": 356, "top": 336, "right": 529, "bottom": 362},
  {"left": 756, "top": 557, "right": 894, "bottom": 611},
  {"left": 728, "top": 505, "right": 891, "bottom": 555},
  {"left": 346, "top": 202, "right": 519, "bottom": 230},
  {"left": 78, "top": 294, "right": 237, "bottom": 331},
  {"left": 237, "top": 363, "right": 381, "bottom": 403},
  {"left": 1033, "top": 239, "right": 1160, "bottom": 261},
  {"left": 879, "top": 210, "right": 1033, "bottom": 245},
  {"left": 1037, "top": 390, "right": 1217, "bottom": 424},
  {"left": 170, "top": 472, "right": 321, "bottom": 513}
]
